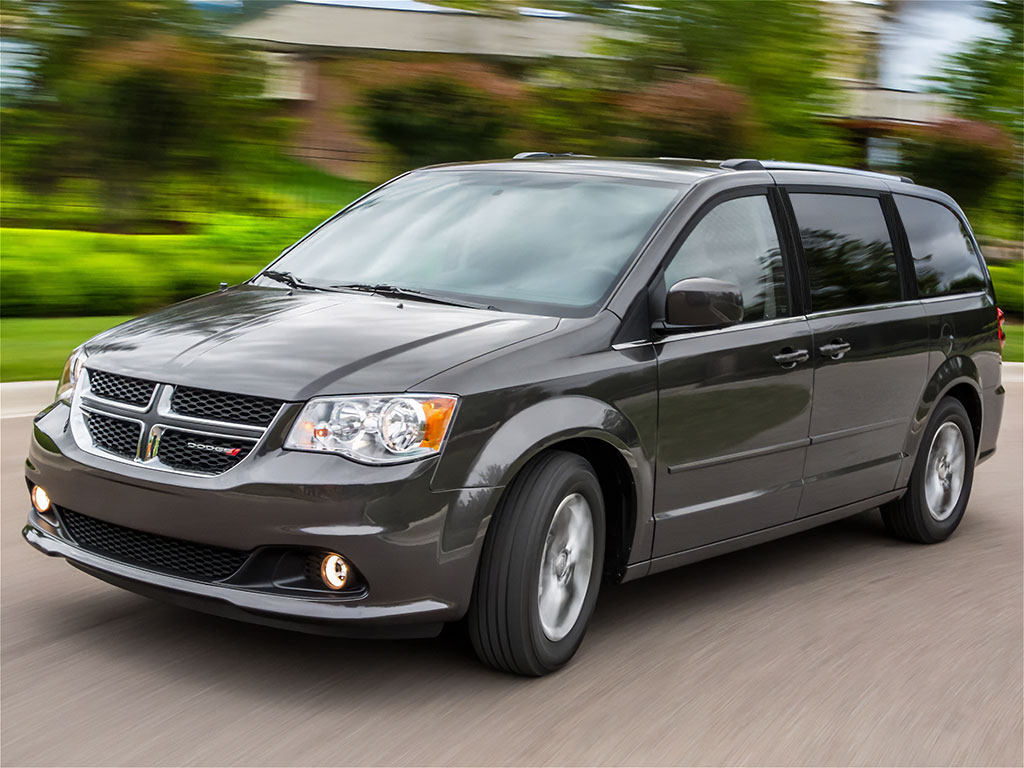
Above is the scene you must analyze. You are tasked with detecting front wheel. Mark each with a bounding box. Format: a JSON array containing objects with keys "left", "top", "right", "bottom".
[
  {"left": 882, "top": 397, "right": 975, "bottom": 544},
  {"left": 468, "top": 451, "right": 605, "bottom": 676}
]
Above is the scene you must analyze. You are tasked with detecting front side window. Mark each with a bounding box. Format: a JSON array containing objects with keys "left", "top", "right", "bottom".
[
  {"left": 270, "top": 170, "right": 682, "bottom": 317},
  {"left": 790, "top": 193, "right": 900, "bottom": 312},
  {"left": 895, "top": 195, "right": 987, "bottom": 297},
  {"left": 663, "top": 195, "right": 789, "bottom": 323}
]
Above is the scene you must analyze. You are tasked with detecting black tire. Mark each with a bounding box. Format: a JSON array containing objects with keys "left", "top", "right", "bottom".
[
  {"left": 468, "top": 450, "right": 605, "bottom": 676},
  {"left": 881, "top": 397, "right": 975, "bottom": 544}
]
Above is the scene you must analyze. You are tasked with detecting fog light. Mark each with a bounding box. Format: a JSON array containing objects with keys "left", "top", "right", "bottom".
[
  {"left": 320, "top": 553, "right": 350, "bottom": 590},
  {"left": 31, "top": 485, "right": 51, "bottom": 513}
]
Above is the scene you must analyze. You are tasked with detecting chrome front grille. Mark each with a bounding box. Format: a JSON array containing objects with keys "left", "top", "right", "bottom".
[
  {"left": 156, "top": 429, "right": 256, "bottom": 474},
  {"left": 83, "top": 411, "right": 142, "bottom": 459},
  {"left": 170, "top": 386, "right": 282, "bottom": 427},
  {"left": 88, "top": 369, "right": 157, "bottom": 408},
  {"left": 70, "top": 370, "right": 280, "bottom": 476}
]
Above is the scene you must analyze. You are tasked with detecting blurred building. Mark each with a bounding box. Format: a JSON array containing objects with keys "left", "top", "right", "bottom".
[
  {"left": 227, "top": 0, "right": 613, "bottom": 177},
  {"left": 228, "top": 0, "right": 953, "bottom": 175},
  {"left": 823, "top": 0, "right": 952, "bottom": 167}
]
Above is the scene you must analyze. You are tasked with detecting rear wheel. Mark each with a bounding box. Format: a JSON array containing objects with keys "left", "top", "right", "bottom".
[
  {"left": 882, "top": 397, "right": 975, "bottom": 544},
  {"left": 468, "top": 451, "right": 605, "bottom": 676}
]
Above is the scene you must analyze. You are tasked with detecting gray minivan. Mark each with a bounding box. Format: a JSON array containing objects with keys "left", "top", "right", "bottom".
[{"left": 23, "top": 156, "right": 1006, "bottom": 675}]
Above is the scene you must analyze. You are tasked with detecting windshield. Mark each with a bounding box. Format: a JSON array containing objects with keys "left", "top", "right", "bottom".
[{"left": 266, "top": 170, "right": 682, "bottom": 316}]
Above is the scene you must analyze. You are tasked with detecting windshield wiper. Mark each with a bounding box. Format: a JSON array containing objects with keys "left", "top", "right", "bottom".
[
  {"left": 331, "top": 283, "right": 499, "bottom": 311},
  {"left": 260, "top": 269, "right": 330, "bottom": 292}
]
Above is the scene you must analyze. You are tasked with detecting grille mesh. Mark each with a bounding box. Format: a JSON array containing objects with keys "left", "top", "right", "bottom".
[
  {"left": 88, "top": 369, "right": 156, "bottom": 407},
  {"left": 84, "top": 411, "right": 141, "bottom": 459},
  {"left": 171, "top": 386, "right": 281, "bottom": 427},
  {"left": 157, "top": 429, "right": 253, "bottom": 474},
  {"left": 60, "top": 508, "right": 249, "bottom": 581}
]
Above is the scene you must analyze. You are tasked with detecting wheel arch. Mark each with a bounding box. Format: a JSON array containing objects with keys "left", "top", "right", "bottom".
[
  {"left": 899, "top": 354, "right": 984, "bottom": 488},
  {"left": 436, "top": 395, "right": 654, "bottom": 584}
]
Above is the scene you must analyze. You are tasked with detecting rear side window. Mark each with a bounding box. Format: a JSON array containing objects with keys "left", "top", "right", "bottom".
[
  {"left": 790, "top": 193, "right": 900, "bottom": 312},
  {"left": 895, "top": 195, "right": 987, "bottom": 297},
  {"left": 663, "top": 195, "right": 789, "bottom": 323}
]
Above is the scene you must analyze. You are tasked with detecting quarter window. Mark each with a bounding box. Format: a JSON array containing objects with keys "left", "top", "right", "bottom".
[
  {"left": 791, "top": 193, "right": 900, "bottom": 312},
  {"left": 663, "top": 195, "right": 788, "bottom": 323},
  {"left": 895, "top": 195, "right": 987, "bottom": 297}
]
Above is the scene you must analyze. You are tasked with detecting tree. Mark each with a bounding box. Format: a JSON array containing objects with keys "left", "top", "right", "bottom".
[
  {"left": 619, "top": 76, "right": 753, "bottom": 158},
  {"left": 901, "top": 119, "right": 1014, "bottom": 212},
  {"left": 362, "top": 77, "right": 509, "bottom": 170},
  {"left": 443, "top": 0, "right": 851, "bottom": 162},
  {"left": 1, "top": 0, "right": 276, "bottom": 228},
  {"left": 602, "top": 0, "right": 848, "bottom": 161},
  {"left": 930, "top": 0, "right": 1024, "bottom": 142}
]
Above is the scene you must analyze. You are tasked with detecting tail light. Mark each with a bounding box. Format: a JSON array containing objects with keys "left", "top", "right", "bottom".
[{"left": 997, "top": 307, "right": 1006, "bottom": 351}]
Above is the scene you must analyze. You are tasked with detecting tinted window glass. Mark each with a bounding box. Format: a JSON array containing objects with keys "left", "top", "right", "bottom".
[
  {"left": 895, "top": 195, "right": 986, "bottom": 297},
  {"left": 791, "top": 193, "right": 900, "bottom": 312},
  {"left": 271, "top": 170, "right": 680, "bottom": 317},
  {"left": 664, "top": 195, "right": 788, "bottom": 322}
]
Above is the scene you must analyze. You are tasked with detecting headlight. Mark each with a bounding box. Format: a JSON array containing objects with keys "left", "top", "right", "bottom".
[
  {"left": 284, "top": 394, "right": 458, "bottom": 464},
  {"left": 56, "top": 348, "right": 86, "bottom": 404}
]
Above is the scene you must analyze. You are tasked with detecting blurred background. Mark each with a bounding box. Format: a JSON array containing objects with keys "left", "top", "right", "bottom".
[{"left": 0, "top": 0, "right": 1021, "bottom": 380}]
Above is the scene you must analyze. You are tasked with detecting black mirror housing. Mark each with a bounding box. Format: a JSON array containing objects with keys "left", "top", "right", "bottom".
[{"left": 661, "top": 277, "right": 744, "bottom": 330}]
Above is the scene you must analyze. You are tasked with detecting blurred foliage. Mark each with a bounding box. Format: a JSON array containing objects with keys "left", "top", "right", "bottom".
[
  {"left": 362, "top": 77, "right": 510, "bottom": 170},
  {"left": 1003, "top": 320, "right": 1024, "bottom": 362},
  {"left": 927, "top": 0, "right": 1023, "bottom": 242},
  {"left": 930, "top": 0, "right": 1024, "bottom": 143},
  {"left": 0, "top": 167, "right": 370, "bottom": 318},
  {"left": 0, "top": 0, "right": 1020, "bottom": 329},
  {"left": 619, "top": 76, "right": 753, "bottom": 159},
  {"left": 901, "top": 119, "right": 1016, "bottom": 215},
  {"left": 988, "top": 261, "right": 1024, "bottom": 317},
  {"left": 604, "top": 0, "right": 848, "bottom": 161},
  {"left": 1, "top": 0, "right": 285, "bottom": 230},
  {"left": 970, "top": 173, "right": 1024, "bottom": 243},
  {"left": 462, "top": 0, "right": 853, "bottom": 163}
]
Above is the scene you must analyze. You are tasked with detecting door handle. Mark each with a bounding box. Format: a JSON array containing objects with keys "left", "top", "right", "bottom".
[
  {"left": 819, "top": 340, "right": 852, "bottom": 360},
  {"left": 773, "top": 348, "right": 809, "bottom": 368}
]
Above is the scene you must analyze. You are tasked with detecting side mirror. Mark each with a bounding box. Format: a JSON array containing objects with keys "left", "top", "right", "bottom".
[{"left": 661, "top": 277, "right": 743, "bottom": 330}]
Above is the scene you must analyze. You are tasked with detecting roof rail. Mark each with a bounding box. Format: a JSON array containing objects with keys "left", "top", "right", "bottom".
[
  {"left": 512, "top": 151, "right": 596, "bottom": 159},
  {"left": 720, "top": 158, "right": 913, "bottom": 184}
]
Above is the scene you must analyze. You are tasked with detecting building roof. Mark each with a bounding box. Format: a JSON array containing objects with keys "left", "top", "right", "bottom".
[{"left": 228, "top": 0, "right": 613, "bottom": 58}]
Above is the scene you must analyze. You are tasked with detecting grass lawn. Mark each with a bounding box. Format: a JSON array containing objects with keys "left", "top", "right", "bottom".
[
  {"left": 1, "top": 316, "right": 132, "bottom": 382},
  {"left": 1, "top": 315, "right": 1021, "bottom": 384}
]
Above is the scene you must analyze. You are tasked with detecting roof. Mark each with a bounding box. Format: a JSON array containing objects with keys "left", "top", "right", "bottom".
[{"left": 227, "top": 1, "right": 615, "bottom": 58}]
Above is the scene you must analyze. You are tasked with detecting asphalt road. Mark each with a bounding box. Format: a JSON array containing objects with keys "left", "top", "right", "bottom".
[{"left": 2, "top": 375, "right": 1021, "bottom": 767}]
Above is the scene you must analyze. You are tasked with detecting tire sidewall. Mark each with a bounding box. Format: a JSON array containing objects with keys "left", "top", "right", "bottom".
[
  {"left": 523, "top": 460, "right": 605, "bottom": 671},
  {"left": 910, "top": 399, "right": 976, "bottom": 541}
]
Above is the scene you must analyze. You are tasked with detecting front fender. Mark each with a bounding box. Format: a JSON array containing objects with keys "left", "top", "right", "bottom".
[
  {"left": 431, "top": 394, "right": 655, "bottom": 565},
  {"left": 446, "top": 395, "right": 645, "bottom": 489}
]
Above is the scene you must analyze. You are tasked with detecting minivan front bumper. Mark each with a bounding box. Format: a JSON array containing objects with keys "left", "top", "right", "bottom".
[
  {"left": 22, "top": 520, "right": 452, "bottom": 638},
  {"left": 23, "top": 401, "right": 500, "bottom": 637}
]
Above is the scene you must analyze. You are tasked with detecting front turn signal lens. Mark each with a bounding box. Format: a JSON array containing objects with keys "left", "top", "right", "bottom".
[{"left": 420, "top": 397, "right": 457, "bottom": 451}]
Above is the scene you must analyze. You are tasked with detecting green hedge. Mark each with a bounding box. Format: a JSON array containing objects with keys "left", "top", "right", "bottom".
[
  {"left": 0, "top": 215, "right": 329, "bottom": 317},
  {"left": 989, "top": 261, "right": 1023, "bottom": 317},
  {"left": 2, "top": 221, "right": 1021, "bottom": 319}
]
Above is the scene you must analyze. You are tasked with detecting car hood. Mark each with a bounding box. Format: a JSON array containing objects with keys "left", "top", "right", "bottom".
[{"left": 83, "top": 286, "right": 559, "bottom": 401}]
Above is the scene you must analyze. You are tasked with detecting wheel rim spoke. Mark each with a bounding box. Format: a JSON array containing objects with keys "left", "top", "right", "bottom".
[
  {"left": 537, "top": 492, "right": 594, "bottom": 642},
  {"left": 924, "top": 421, "right": 966, "bottom": 522}
]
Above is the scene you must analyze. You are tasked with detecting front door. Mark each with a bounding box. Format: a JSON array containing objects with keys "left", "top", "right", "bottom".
[
  {"left": 784, "top": 190, "right": 930, "bottom": 517},
  {"left": 653, "top": 192, "right": 813, "bottom": 557}
]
